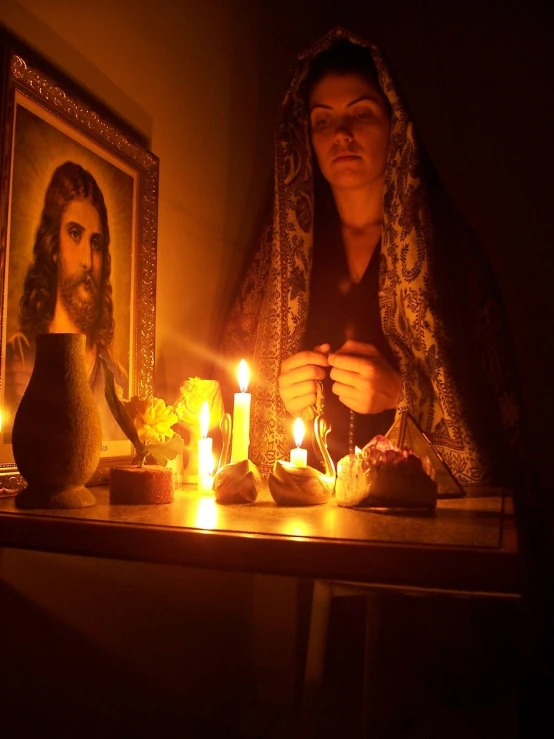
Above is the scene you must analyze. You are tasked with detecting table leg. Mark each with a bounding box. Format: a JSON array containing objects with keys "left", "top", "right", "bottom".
[
  {"left": 362, "top": 593, "right": 382, "bottom": 738},
  {"left": 299, "top": 579, "right": 332, "bottom": 737}
]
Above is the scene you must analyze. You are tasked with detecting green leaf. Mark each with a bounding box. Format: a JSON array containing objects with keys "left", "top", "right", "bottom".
[
  {"left": 145, "top": 433, "right": 185, "bottom": 467},
  {"left": 100, "top": 356, "right": 146, "bottom": 458}
]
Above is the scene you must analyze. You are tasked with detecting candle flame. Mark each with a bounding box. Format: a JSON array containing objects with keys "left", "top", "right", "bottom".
[
  {"left": 237, "top": 359, "right": 249, "bottom": 393},
  {"left": 355, "top": 445, "right": 362, "bottom": 454},
  {"left": 200, "top": 401, "right": 210, "bottom": 438},
  {"left": 293, "top": 417, "right": 305, "bottom": 448}
]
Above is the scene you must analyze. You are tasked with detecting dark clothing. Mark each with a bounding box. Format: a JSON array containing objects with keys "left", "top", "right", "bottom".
[
  {"left": 220, "top": 26, "right": 527, "bottom": 486},
  {"left": 303, "top": 224, "right": 397, "bottom": 466}
]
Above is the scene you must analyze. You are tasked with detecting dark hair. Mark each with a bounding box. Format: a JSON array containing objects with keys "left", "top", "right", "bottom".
[
  {"left": 19, "top": 160, "right": 115, "bottom": 348},
  {"left": 305, "top": 39, "right": 383, "bottom": 99}
]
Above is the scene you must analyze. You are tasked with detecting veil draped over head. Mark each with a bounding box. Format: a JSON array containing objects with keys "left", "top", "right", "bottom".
[{"left": 221, "top": 27, "right": 528, "bottom": 486}]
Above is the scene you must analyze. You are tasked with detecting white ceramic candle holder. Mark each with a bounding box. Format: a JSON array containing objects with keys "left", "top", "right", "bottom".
[{"left": 268, "top": 414, "right": 335, "bottom": 506}]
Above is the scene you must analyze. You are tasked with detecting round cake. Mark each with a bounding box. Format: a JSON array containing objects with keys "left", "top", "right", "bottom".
[
  {"left": 336, "top": 435, "right": 437, "bottom": 509},
  {"left": 110, "top": 465, "right": 174, "bottom": 505}
]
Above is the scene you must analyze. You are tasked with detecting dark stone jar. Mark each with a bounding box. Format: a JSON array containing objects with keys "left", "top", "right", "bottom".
[{"left": 12, "top": 333, "right": 102, "bottom": 508}]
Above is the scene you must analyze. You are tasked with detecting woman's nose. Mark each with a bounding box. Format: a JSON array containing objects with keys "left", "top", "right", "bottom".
[{"left": 334, "top": 118, "right": 353, "bottom": 142}]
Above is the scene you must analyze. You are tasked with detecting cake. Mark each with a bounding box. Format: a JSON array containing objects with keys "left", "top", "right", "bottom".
[
  {"left": 110, "top": 464, "right": 174, "bottom": 505},
  {"left": 335, "top": 435, "right": 437, "bottom": 509}
]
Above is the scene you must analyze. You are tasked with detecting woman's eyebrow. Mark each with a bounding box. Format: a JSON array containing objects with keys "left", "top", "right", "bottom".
[
  {"left": 309, "top": 93, "right": 382, "bottom": 112},
  {"left": 309, "top": 102, "right": 332, "bottom": 112},
  {"left": 347, "top": 94, "right": 381, "bottom": 106}
]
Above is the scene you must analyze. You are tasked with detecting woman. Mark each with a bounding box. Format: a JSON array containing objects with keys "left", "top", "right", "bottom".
[
  {"left": 220, "top": 31, "right": 539, "bottom": 735},
  {"left": 222, "top": 27, "right": 527, "bottom": 488},
  {"left": 278, "top": 38, "right": 401, "bottom": 467}
]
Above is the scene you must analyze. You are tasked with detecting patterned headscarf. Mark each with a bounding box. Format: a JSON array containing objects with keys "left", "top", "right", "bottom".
[{"left": 221, "top": 27, "right": 527, "bottom": 486}]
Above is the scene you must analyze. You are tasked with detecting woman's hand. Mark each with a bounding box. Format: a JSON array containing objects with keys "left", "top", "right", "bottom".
[
  {"left": 278, "top": 343, "right": 330, "bottom": 417},
  {"left": 328, "top": 340, "right": 401, "bottom": 414}
]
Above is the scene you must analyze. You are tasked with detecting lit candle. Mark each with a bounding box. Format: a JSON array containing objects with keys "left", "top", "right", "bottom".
[
  {"left": 231, "top": 359, "right": 251, "bottom": 464},
  {"left": 290, "top": 417, "right": 307, "bottom": 468},
  {"left": 198, "top": 401, "right": 214, "bottom": 493}
]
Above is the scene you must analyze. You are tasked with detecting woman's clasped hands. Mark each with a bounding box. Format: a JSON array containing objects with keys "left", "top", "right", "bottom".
[{"left": 278, "top": 339, "right": 401, "bottom": 417}]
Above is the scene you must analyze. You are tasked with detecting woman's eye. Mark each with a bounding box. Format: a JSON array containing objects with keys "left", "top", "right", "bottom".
[
  {"left": 312, "top": 117, "right": 330, "bottom": 128},
  {"left": 356, "top": 110, "right": 373, "bottom": 120}
]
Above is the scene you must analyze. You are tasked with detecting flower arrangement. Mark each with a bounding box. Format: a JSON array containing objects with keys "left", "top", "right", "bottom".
[
  {"left": 101, "top": 358, "right": 184, "bottom": 466},
  {"left": 173, "top": 377, "right": 224, "bottom": 429}
]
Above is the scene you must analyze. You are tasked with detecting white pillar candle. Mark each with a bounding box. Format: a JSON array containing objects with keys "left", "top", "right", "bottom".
[
  {"left": 198, "top": 452, "right": 214, "bottom": 493},
  {"left": 198, "top": 402, "right": 214, "bottom": 492},
  {"left": 290, "top": 417, "right": 307, "bottom": 468},
  {"left": 231, "top": 359, "right": 251, "bottom": 464}
]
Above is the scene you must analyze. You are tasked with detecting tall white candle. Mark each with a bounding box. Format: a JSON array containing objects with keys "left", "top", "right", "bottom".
[
  {"left": 290, "top": 417, "right": 307, "bottom": 468},
  {"left": 198, "top": 401, "right": 214, "bottom": 492},
  {"left": 231, "top": 359, "right": 251, "bottom": 464}
]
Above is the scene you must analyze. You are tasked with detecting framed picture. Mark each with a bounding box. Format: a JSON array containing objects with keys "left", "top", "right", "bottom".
[{"left": 0, "top": 30, "right": 159, "bottom": 493}]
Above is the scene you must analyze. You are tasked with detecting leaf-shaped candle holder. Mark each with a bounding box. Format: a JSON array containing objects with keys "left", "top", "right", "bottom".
[
  {"left": 268, "top": 414, "right": 336, "bottom": 506},
  {"left": 212, "top": 413, "right": 261, "bottom": 504}
]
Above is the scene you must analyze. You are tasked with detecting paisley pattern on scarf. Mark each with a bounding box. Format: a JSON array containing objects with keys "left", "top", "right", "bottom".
[{"left": 222, "top": 27, "right": 526, "bottom": 483}]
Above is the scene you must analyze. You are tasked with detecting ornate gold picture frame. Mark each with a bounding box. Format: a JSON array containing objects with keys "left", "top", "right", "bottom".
[{"left": 0, "top": 30, "right": 158, "bottom": 492}]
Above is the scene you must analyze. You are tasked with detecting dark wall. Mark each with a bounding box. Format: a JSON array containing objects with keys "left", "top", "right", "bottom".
[{"left": 251, "top": 0, "right": 554, "bottom": 491}]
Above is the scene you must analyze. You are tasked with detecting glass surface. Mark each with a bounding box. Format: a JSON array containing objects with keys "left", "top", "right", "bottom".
[{"left": 0, "top": 483, "right": 507, "bottom": 549}]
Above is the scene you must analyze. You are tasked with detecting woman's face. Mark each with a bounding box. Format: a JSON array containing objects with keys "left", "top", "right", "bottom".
[{"left": 308, "top": 71, "right": 391, "bottom": 191}]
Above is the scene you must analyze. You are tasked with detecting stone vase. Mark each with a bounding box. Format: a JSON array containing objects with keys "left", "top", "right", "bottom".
[{"left": 12, "top": 333, "right": 102, "bottom": 509}]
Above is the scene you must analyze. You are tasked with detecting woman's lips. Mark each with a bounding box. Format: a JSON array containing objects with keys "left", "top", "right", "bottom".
[{"left": 332, "top": 153, "right": 361, "bottom": 162}]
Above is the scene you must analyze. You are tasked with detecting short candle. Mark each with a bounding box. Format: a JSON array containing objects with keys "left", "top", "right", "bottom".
[
  {"left": 290, "top": 417, "right": 307, "bottom": 468},
  {"left": 198, "top": 401, "right": 213, "bottom": 492},
  {"left": 231, "top": 359, "right": 251, "bottom": 464},
  {"left": 199, "top": 454, "right": 215, "bottom": 494}
]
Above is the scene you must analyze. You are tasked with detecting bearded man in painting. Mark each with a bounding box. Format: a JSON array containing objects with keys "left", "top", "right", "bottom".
[{"left": 4, "top": 160, "right": 126, "bottom": 439}]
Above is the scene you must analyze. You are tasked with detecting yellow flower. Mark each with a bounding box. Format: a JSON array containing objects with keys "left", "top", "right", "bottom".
[
  {"left": 134, "top": 398, "right": 178, "bottom": 446},
  {"left": 174, "top": 377, "right": 224, "bottom": 427}
]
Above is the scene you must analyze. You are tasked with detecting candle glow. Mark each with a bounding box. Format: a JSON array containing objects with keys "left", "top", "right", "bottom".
[
  {"left": 198, "top": 401, "right": 214, "bottom": 493},
  {"left": 231, "top": 359, "right": 251, "bottom": 464},
  {"left": 238, "top": 359, "right": 249, "bottom": 393},
  {"left": 290, "top": 417, "right": 308, "bottom": 468},
  {"left": 200, "top": 401, "right": 210, "bottom": 438}
]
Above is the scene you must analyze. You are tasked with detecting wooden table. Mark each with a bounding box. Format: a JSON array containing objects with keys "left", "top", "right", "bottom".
[
  {"left": 0, "top": 484, "right": 521, "bottom": 737},
  {"left": 0, "top": 485, "right": 519, "bottom": 597}
]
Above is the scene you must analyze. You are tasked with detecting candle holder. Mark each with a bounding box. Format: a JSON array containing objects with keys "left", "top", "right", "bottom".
[
  {"left": 197, "top": 401, "right": 214, "bottom": 493},
  {"left": 268, "top": 414, "right": 335, "bottom": 506},
  {"left": 212, "top": 413, "right": 262, "bottom": 504},
  {"left": 172, "top": 378, "right": 224, "bottom": 484}
]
